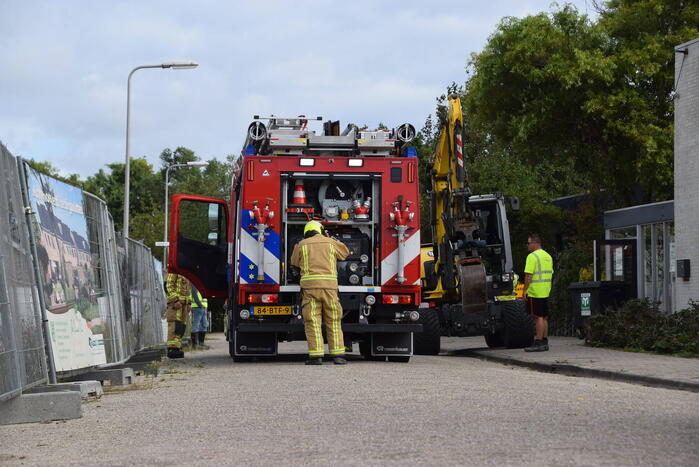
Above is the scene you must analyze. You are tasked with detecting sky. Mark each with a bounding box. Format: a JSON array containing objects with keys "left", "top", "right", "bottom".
[{"left": 0, "top": 0, "right": 595, "bottom": 179}]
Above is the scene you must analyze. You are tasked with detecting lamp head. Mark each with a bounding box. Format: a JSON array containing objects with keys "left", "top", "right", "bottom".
[{"left": 161, "top": 61, "right": 199, "bottom": 69}]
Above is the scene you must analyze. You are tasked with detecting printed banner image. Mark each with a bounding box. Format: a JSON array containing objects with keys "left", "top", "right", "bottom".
[{"left": 25, "top": 164, "right": 107, "bottom": 371}]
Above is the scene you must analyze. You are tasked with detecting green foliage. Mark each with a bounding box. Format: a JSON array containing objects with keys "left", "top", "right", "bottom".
[
  {"left": 463, "top": 1, "right": 698, "bottom": 206},
  {"left": 26, "top": 159, "right": 82, "bottom": 187},
  {"left": 29, "top": 145, "right": 233, "bottom": 263},
  {"left": 465, "top": 6, "right": 613, "bottom": 194},
  {"left": 79, "top": 147, "right": 233, "bottom": 256},
  {"left": 548, "top": 243, "right": 593, "bottom": 335},
  {"left": 83, "top": 157, "right": 162, "bottom": 234},
  {"left": 588, "top": 300, "right": 699, "bottom": 356}
]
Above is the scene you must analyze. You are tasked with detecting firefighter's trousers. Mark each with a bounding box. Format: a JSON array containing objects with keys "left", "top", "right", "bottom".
[
  {"left": 301, "top": 288, "right": 344, "bottom": 357},
  {"left": 166, "top": 301, "right": 191, "bottom": 349}
]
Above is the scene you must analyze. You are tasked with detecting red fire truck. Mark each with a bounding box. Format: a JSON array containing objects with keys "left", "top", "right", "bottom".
[{"left": 167, "top": 116, "right": 423, "bottom": 361}]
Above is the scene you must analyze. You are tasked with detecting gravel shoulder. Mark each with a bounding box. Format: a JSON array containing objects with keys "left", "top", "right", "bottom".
[{"left": 1, "top": 334, "right": 698, "bottom": 466}]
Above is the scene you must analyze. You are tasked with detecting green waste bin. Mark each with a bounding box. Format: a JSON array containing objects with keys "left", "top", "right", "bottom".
[{"left": 568, "top": 281, "right": 630, "bottom": 338}]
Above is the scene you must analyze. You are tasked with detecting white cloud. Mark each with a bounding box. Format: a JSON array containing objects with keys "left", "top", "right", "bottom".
[{"left": 0, "top": 0, "right": 593, "bottom": 177}]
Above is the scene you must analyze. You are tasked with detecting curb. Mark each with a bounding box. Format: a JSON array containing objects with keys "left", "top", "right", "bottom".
[{"left": 458, "top": 350, "right": 699, "bottom": 393}]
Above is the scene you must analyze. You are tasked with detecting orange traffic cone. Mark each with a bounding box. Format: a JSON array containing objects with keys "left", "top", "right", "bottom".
[{"left": 291, "top": 180, "right": 307, "bottom": 205}]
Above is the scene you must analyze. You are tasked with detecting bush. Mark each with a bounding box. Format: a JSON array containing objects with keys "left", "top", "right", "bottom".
[
  {"left": 587, "top": 299, "right": 699, "bottom": 356},
  {"left": 549, "top": 244, "right": 592, "bottom": 336}
]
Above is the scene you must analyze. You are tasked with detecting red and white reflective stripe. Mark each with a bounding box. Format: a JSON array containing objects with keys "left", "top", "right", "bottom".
[
  {"left": 455, "top": 130, "right": 464, "bottom": 168},
  {"left": 380, "top": 230, "right": 420, "bottom": 286}
]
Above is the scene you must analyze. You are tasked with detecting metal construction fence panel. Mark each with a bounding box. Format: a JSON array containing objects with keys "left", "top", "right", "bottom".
[
  {"left": 125, "top": 238, "right": 165, "bottom": 353},
  {"left": 83, "top": 193, "right": 130, "bottom": 364},
  {"left": 0, "top": 144, "right": 47, "bottom": 401},
  {"left": 1, "top": 142, "right": 166, "bottom": 401},
  {"left": 23, "top": 162, "right": 108, "bottom": 372}
]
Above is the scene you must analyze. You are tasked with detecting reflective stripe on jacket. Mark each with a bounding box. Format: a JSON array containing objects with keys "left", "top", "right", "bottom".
[
  {"left": 290, "top": 235, "right": 350, "bottom": 289},
  {"left": 524, "top": 249, "right": 553, "bottom": 298},
  {"left": 166, "top": 273, "right": 191, "bottom": 302},
  {"left": 192, "top": 285, "right": 207, "bottom": 309}
]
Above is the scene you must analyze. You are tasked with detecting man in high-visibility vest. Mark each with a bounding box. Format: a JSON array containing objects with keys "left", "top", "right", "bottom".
[
  {"left": 191, "top": 284, "right": 210, "bottom": 350},
  {"left": 523, "top": 234, "right": 554, "bottom": 352},
  {"left": 290, "top": 220, "right": 350, "bottom": 365},
  {"left": 165, "top": 273, "right": 192, "bottom": 358}
]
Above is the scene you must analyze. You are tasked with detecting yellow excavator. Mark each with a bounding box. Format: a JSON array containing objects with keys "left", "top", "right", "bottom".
[{"left": 415, "top": 94, "right": 533, "bottom": 354}]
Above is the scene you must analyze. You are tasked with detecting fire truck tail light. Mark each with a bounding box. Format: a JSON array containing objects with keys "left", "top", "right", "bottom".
[
  {"left": 348, "top": 159, "right": 364, "bottom": 167},
  {"left": 382, "top": 294, "right": 412, "bottom": 305},
  {"left": 247, "top": 293, "right": 279, "bottom": 304},
  {"left": 299, "top": 158, "right": 315, "bottom": 166}
]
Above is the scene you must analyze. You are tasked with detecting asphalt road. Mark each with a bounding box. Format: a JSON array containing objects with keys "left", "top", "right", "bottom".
[{"left": 2, "top": 334, "right": 698, "bottom": 466}]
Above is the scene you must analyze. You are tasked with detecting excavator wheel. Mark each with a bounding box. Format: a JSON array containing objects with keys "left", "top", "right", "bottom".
[
  {"left": 484, "top": 329, "right": 505, "bottom": 348},
  {"left": 502, "top": 300, "right": 535, "bottom": 348}
]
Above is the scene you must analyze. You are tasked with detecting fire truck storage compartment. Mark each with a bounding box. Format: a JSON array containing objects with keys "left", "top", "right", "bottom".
[{"left": 281, "top": 173, "right": 379, "bottom": 287}]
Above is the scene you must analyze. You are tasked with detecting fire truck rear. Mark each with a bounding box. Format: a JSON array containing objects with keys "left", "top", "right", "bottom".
[{"left": 167, "top": 116, "right": 423, "bottom": 362}]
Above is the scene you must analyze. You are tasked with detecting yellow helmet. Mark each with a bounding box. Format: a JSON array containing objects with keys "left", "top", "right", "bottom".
[{"left": 304, "top": 220, "right": 323, "bottom": 235}]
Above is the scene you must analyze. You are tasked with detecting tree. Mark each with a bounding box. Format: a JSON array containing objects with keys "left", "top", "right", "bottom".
[
  {"left": 464, "top": 2, "right": 699, "bottom": 205},
  {"left": 464, "top": 6, "right": 611, "bottom": 200},
  {"left": 591, "top": 0, "right": 699, "bottom": 202},
  {"left": 26, "top": 159, "right": 82, "bottom": 187},
  {"left": 83, "top": 157, "right": 161, "bottom": 233}
]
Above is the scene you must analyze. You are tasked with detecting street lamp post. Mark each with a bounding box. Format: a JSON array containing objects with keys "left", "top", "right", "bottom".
[
  {"left": 162, "top": 161, "right": 208, "bottom": 271},
  {"left": 123, "top": 61, "right": 198, "bottom": 240}
]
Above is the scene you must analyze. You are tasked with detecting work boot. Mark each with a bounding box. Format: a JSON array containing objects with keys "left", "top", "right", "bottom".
[
  {"left": 524, "top": 339, "right": 547, "bottom": 352},
  {"left": 191, "top": 333, "right": 199, "bottom": 349},
  {"left": 542, "top": 337, "right": 549, "bottom": 351},
  {"left": 198, "top": 332, "right": 211, "bottom": 350},
  {"left": 167, "top": 347, "right": 185, "bottom": 359},
  {"left": 333, "top": 357, "right": 347, "bottom": 365},
  {"left": 305, "top": 357, "right": 323, "bottom": 365}
]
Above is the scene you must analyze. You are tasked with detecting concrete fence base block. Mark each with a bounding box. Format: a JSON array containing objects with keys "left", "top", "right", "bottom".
[
  {"left": 27, "top": 381, "right": 103, "bottom": 400},
  {"left": 70, "top": 368, "right": 134, "bottom": 386},
  {"left": 0, "top": 391, "right": 82, "bottom": 425},
  {"left": 111, "top": 362, "right": 157, "bottom": 376}
]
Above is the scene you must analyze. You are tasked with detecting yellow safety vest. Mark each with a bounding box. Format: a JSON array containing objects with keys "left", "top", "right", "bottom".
[
  {"left": 524, "top": 249, "right": 553, "bottom": 298},
  {"left": 193, "top": 290, "right": 207, "bottom": 309}
]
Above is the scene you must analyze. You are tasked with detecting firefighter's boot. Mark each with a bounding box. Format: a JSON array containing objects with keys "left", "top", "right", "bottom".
[
  {"left": 305, "top": 357, "right": 323, "bottom": 365},
  {"left": 198, "top": 332, "right": 210, "bottom": 350},
  {"left": 167, "top": 347, "right": 185, "bottom": 359}
]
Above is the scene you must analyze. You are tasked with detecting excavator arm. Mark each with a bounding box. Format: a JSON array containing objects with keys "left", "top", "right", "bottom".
[{"left": 425, "top": 94, "right": 486, "bottom": 308}]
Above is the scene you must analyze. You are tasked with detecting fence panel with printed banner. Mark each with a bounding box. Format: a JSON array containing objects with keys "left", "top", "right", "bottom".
[
  {"left": 24, "top": 163, "right": 109, "bottom": 372},
  {"left": 23, "top": 163, "right": 166, "bottom": 375},
  {"left": 1, "top": 143, "right": 166, "bottom": 402},
  {"left": 0, "top": 144, "right": 47, "bottom": 401}
]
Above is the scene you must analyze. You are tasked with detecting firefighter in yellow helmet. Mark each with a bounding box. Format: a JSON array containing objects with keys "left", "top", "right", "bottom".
[
  {"left": 290, "top": 220, "right": 350, "bottom": 365},
  {"left": 165, "top": 272, "right": 192, "bottom": 359}
]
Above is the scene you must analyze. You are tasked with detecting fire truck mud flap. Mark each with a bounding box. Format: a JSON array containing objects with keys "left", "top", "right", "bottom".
[
  {"left": 233, "top": 331, "right": 277, "bottom": 357},
  {"left": 369, "top": 332, "right": 413, "bottom": 357}
]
